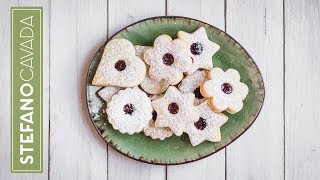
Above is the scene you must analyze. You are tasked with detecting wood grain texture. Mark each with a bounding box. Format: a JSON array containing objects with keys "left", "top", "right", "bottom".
[
  {"left": 226, "top": 0, "right": 284, "bottom": 179},
  {"left": 285, "top": 0, "right": 320, "bottom": 179},
  {"left": 166, "top": 0, "right": 225, "bottom": 180},
  {"left": 0, "top": 0, "right": 49, "bottom": 179},
  {"left": 107, "top": 1, "right": 166, "bottom": 180},
  {"left": 50, "top": 0, "right": 108, "bottom": 179},
  {"left": 1, "top": 0, "right": 320, "bottom": 179}
]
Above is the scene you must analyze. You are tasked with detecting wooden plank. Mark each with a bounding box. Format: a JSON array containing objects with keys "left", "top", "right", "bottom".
[
  {"left": 107, "top": 0, "right": 166, "bottom": 180},
  {"left": 0, "top": 0, "right": 48, "bottom": 179},
  {"left": 226, "top": 0, "right": 284, "bottom": 179},
  {"left": 285, "top": 0, "right": 320, "bottom": 179},
  {"left": 50, "top": 0, "right": 108, "bottom": 179},
  {"left": 166, "top": 0, "right": 226, "bottom": 180}
]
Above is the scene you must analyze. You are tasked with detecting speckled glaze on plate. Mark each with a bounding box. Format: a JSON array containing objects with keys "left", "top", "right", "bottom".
[{"left": 85, "top": 16, "right": 265, "bottom": 165}]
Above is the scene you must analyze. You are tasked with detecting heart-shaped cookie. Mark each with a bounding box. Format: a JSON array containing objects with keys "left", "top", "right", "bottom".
[{"left": 92, "top": 38, "right": 146, "bottom": 87}]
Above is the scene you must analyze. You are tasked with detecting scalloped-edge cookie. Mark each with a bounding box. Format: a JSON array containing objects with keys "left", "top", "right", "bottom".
[{"left": 107, "top": 87, "right": 153, "bottom": 135}]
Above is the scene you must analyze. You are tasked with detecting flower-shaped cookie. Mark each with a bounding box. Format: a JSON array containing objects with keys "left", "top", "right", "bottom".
[
  {"left": 107, "top": 87, "right": 153, "bottom": 135},
  {"left": 135, "top": 45, "right": 169, "bottom": 94},
  {"left": 178, "top": 70, "right": 208, "bottom": 105},
  {"left": 92, "top": 38, "right": 146, "bottom": 87},
  {"left": 201, "top": 68, "right": 249, "bottom": 114},
  {"left": 143, "top": 95, "right": 173, "bottom": 140},
  {"left": 144, "top": 35, "right": 192, "bottom": 85},
  {"left": 178, "top": 27, "right": 220, "bottom": 75},
  {"left": 186, "top": 101, "right": 228, "bottom": 146},
  {"left": 152, "top": 86, "right": 200, "bottom": 136},
  {"left": 98, "top": 86, "right": 121, "bottom": 103}
]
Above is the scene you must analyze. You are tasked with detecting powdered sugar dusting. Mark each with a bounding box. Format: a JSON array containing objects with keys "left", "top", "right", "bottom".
[
  {"left": 98, "top": 86, "right": 121, "bottom": 103},
  {"left": 107, "top": 87, "right": 153, "bottom": 135},
  {"left": 185, "top": 100, "right": 228, "bottom": 146},
  {"left": 179, "top": 70, "right": 208, "bottom": 105},
  {"left": 92, "top": 38, "right": 146, "bottom": 87},
  {"left": 143, "top": 94, "right": 173, "bottom": 140},
  {"left": 201, "top": 67, "right": 249, "bottom": 113},
  {"left": 144, "top": 35, "right": 192, "bottom": 85},
  {"left": 178, "top": 27, "right": 220, "bottom": 74},
  {"left": 134, "top": 45, "right": 169, "bottom": 94},
  {"left": 152, "top": 86, "right": 200, "bottom": 136}
]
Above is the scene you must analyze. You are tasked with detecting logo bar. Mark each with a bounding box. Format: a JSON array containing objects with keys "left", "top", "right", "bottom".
[{"left": 11, "top": 7, "right": 43, "bottom": 173}]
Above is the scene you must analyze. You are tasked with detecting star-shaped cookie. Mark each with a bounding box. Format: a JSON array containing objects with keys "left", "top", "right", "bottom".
[
  {"left": 152, "top": 86, "right": 200, "bottom": 136},
  {"left": 185, "top": 100, "right": 228, "bottom": 146},
  {"left": 178, "top": 27, "right": 220, "bottom": 75}
]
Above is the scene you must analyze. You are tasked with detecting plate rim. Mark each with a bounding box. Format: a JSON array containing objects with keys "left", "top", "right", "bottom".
[{"left": 85, "top": 16, "right": 265, "bottom": 165}]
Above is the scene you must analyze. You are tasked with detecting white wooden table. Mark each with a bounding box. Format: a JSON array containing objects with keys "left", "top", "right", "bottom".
[{"left": 1, "top": 0, "right": 320, "bottom": 179}]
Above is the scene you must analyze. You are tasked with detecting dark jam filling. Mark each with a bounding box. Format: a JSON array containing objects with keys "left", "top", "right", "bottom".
[
  {"left": 221, "top": 83, "right": 233, "bottom": 94},
  {"left": 168, "top": 102, "right": 179, "bottom": 114},
  {"left": 190, "top": 42, "right": 203, "bottom": 55},
  {"left": 152, "top": 111, "right": 157, "bottom": 121},
  {"left": 115, "top": 60, "right": 126, "bottom": 71},
  {"left": 194, "top": 117, "right": 207, "bottom": 130},
  {"left": 162, "top": 53, "right": 174, "bottom": 66},
  {"left": 193, "top": 87, "right": 204, "bottom": 99},
  {"left": 123, "top": 103, "right": 135, "bottom": 115}
]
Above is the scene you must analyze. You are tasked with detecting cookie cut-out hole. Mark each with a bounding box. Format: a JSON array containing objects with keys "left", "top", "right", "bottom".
[
  {"left": 123, "top": 103, "right": 135, "bottom": 115},
  {"left": 162, "top": 53, "right": 174, "bottom": 66},
  {"left": 194, "top": 117, "right": 207, "bottom": 130},
  {"left": 168, "top": 102, "right": 179, "bottom": 114},
  {"left": 193, "top": 87, "right": 204, "bottom": 99},
  {"left": 190, "top": 42, "right": 203, "bottom": 55},
  {"left": 152, "top": 111, "right": 157, "bottom": 121},
  {"left": 221, "top": 83, "right": 233, "bottom": 94},
  {"left": 115, "top": 60, "right": 126, "bottom": 71}
]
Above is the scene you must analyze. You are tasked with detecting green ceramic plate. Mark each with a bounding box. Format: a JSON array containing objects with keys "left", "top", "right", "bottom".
[{"left": 86, "top": 16, "right": 265, "bottom": 165}]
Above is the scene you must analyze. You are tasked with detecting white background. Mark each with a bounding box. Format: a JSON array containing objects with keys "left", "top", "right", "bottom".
[{"left": 0, "top": 0, "right": 319, "bottom": 179}]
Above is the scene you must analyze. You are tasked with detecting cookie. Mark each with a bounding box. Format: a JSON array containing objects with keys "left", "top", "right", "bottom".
[
  {"left": 201, "top": 68, "right": 249, "bottom": 114},
  {"left": 144, "top": 35, "right": 192, "bottom": 85},
  {"left": 177, "top": 27, "right": 220, "bottom": 74},
  {"left": 152, "top": 86, "right": 200, "bottom": 136},
  {"left": 178, "top": 70, "right": 208, "bottom": 105},
  {"left": 92, "top": 38, "right": 146, "bottom": 87},
  {"left": 98, "top": 86, "right": 121, "bottom": 103},
  {"left": 185, "top": 100, "right": 228, "bottom": 146},
  {"left": 143, "top": 95, "right": 173, "bottom": 140},
  {"left": 107, "top": 87, "right": 153, "bottom": 135},
  {"left": 135, "top": 45, "right": 151, "bottom": 64},
  {"left": 135, "top": 45, "right": 169, "bottom": 94}
]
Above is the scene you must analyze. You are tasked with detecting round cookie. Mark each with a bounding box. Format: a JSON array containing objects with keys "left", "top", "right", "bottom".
[
  {"left": 98, "top": 86, "right": 121, "bottom": 103},
  {"left": 185, "top": 100, "right": 228, "bottom": 146},
  {"left": 135, "top": 45, "right": 169, "bottom": 94},
  {"left": 92, "top": 38, "right": 146, "bottom": 87},
  {"left": 144, "top": 35, "right": 192, "bottom": 85},
  {"left": 178, "top": 70, "right": 208, "bottom": 105},
  {"left": 151, "top": 86, "right": 200, "bottom": 136},
  {"left": 143, "top": 95, "right": 173, "bottom": 140},
  {"left": 177, "top": 27, "right": 220, "bottom": 74},
  {"left": 201, "top": 68, "right": 249, "bottom": 114},
  {"left": 107, "top": 87, "right": 153, "bottom": 135}
]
